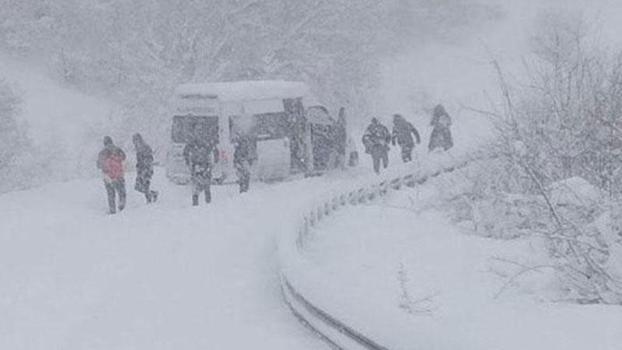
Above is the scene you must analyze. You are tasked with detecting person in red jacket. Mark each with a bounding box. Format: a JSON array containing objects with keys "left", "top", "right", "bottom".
[{"left": 97, "top": 136, "right": 127, "bottom": 214}]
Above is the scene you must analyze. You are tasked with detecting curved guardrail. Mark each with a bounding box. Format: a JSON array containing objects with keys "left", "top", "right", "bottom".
[{"left": 278, "top": 153, "right": 476, "bottom": 350}]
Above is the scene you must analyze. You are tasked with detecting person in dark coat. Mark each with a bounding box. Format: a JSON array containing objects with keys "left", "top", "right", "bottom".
[
  {"left": 391, "top": 114, "right": 421, "bottom": 163},
  {"left": 132, "top": 133, "right": 158, "bottom": 203},
  {"left": 362, "top": 117, "right": 391, "bottom": 174},
  {"left": 331, "top": 107, "right": 348, "bottom": 169},
  {"left": 96, "top": 136, "right": 127, "bottom": 214},
  {"left": 233, "top": 132, "right": 255, "bottom": 193},
  {"left": 428, "top": 104, "right": 454, "bottom": 152},
  {"left": 183, "top": 133, "right": 217, "bottom": 206}
]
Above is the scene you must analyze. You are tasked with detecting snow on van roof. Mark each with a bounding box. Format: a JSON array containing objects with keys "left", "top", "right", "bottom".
[{"left": 175, "top": 80, "right": 310, "bottom": 101}]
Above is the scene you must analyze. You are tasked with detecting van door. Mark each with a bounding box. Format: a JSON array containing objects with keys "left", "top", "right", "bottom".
[
  {"left": 251, "top": 111, "right": 290, "bottom": 180},
  {"left": 284, "top": 98, "right": 307, "bottom": 172},
  {"left": 243, "top": 99, "right": 291, "bottom": 181}
]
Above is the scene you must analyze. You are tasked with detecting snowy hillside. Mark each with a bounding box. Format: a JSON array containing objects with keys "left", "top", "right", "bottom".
[{"left": 0, "top": 55, "right": 116, "bottom": 184}]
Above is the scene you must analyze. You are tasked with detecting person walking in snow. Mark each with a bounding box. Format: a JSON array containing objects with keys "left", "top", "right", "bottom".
[
  {"left": 391, "top": 114, "right": 421, "bottom": 163},
  {"left": 97, "top": 136, "right": 127, "bottom": 214},
  {"left": 132, "top": 133, "right": 158, "bottom": 203},
  {"left": 362, "top": 117, "right": 391, "bottom": 174},
  {"left": 183, "top": 132, "right": 217, "bottom": 206},
  {"left": 233, "top": 131, "right": 255, "bottom": 193},
  {"left": 428, "top": 104, "right": 454, "bottom": 152}
]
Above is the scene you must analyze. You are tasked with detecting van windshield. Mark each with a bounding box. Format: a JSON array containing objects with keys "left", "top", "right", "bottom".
[
  {"left": 252, "top": 112, "right": 289, "bottom": 140},
  {"left": 172, "top": 115, "right": 219, "bottom": 144},
  {"left": 229, "top": 112, "right": 289, "bottom": 141}
]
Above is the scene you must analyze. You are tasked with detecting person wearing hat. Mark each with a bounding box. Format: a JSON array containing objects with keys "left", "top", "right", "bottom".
[
  {"left": 183, "top": 130, "right": 218, "bottom": 206},
  {"left": 428, "top": 104, "right": 453, "bottom": 152},
  {"left": 232, "top": 130, "right": 255, "bottom": 193},
  {"left": 132, "top": 133, "right": 158, "bottom": 203},
  {"left": 96, "top": 136, "right": 127, "bottom": 214},
  {"left": 362, "top": 117, "right": 391, "bottom": 174}
]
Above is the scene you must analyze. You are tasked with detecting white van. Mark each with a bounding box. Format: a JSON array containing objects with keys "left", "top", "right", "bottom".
[{"left": 167, "top": 81, "right": 315, "bottom": 184}]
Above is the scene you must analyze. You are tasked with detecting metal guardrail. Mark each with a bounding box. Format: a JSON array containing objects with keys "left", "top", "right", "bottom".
[
  {"left": 282, "top": 277, "right": 389, "bottom": 350},
  {"left": 278, "top": 154, "right": 473, "bottom": 350}
]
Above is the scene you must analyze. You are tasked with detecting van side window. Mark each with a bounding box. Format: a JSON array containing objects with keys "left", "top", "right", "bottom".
[
  {"left": 253, "top": 112, "right": 289, "bottom": 140},
  {"left": 172, "top": 115, "right": 219, "bottom": 144},
  {"left": 229, "top": 113, "right": 288, "bottom": 141}
]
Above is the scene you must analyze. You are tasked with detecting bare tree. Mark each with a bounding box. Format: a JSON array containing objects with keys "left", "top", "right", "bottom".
[{"left": 480, "top": 13, "right": 622, "bottom": 304}]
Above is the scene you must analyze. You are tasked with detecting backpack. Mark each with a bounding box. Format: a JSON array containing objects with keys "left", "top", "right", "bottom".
[{"left": 104, "top": 153, "right": 124, "bottom": 180}]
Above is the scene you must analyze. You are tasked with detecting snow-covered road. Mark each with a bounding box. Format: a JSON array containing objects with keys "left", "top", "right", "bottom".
[{"left": 0, "top": 169, "right": 365, "bottom": 350}]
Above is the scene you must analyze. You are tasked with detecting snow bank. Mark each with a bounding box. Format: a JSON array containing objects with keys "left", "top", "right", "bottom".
[
  {"left": 549, "top": 176, "right": 601, "bottom": 207},
  {"left": 298, "top": 190, "right": 622, "bottom": 350}
]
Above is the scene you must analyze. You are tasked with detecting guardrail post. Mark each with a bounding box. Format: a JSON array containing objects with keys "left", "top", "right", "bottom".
[
  {"left": 380, "top": 181, "right": 389, "bottom": 196},
  {"left": 404, "top": 174, "right": 415, "bottom": 187},
  {"left": 367, "top": 187, "right": 376, "bottom": 201},
  {"left": 348, "top": 191, "right": 357, "bottom": 205}
]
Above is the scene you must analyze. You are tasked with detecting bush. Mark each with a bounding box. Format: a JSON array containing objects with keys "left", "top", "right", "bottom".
[{"left": 461, "top": 13, "right": 622, "bottom": 304}]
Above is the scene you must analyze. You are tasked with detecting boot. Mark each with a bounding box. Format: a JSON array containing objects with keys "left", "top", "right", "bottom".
[{"left": 192, "top": 194, "right": 199, "bottom": 206}]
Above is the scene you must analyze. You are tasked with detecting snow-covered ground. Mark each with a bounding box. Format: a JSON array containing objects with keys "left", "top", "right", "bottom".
[
  {"left": 297, "top": 182, "right": 622, "bottom": 350},
  {"left": 4, "top": 1, "right": 622, "bottom": 348},
  {"left": 0, "top": 168, "right": 373, "bottom": 350}
]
